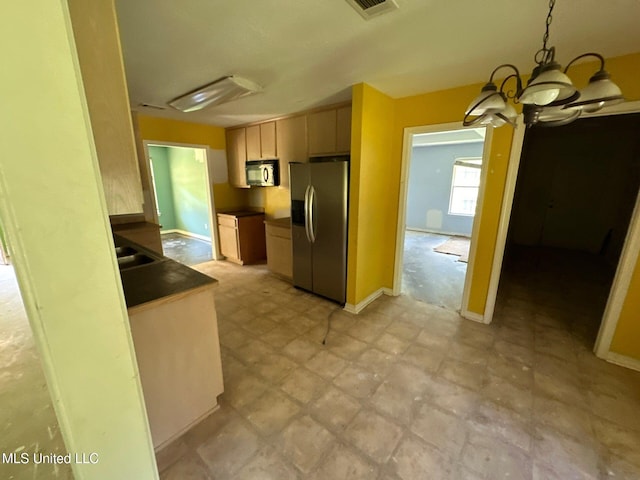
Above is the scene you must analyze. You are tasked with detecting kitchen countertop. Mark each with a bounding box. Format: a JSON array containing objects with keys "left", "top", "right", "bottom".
[
  {"left": 265, "top": 217, "right": 291, "bottom": 228},
  {"left": 111, "top": 221, "right": 161, "bottom": 232},
  {"left": 114, "top": 234, "right": 217, "bottom": 309},
  {"left": 217, "top": 210, "right": 265, "bottom": 218}
]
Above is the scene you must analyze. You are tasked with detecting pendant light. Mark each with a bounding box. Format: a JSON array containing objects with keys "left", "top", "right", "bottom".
[{"left": 464, "top": 0, "right": 624, "bottom": 128}]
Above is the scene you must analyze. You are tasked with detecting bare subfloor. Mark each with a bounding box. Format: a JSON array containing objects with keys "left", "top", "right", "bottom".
[
  {"left": 161, "top": 232, "right": 213, "bottom": 266},
  {"left": 156, "top": 257, "right": 640, "bottom": 479},
  {"left": 402, "top": 231, "right": 468, "bottom": 310},
  {"left": 0, "top": 265, "right": 72, "bottom": 479}
]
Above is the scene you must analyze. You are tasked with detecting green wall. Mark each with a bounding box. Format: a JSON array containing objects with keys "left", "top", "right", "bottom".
[
  {"left": 168, "top": 147, "right": 210, "bottom": 238},
  {"left": 148, "top": 146, "right": 177, "bottom": 230},
  {"left": 149, "top": 145, "right": 210, "bottom": 239}
]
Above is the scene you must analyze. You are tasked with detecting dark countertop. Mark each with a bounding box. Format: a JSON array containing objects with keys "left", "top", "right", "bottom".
[
  {"left": 114, "top": 234, "right": 216, "bottom": 309},
  {"left": 112, "top": 221, "right": 161, "bottom": 232},
  {"left": 265, "top": 217, "right": 291, "bottom": 228}
]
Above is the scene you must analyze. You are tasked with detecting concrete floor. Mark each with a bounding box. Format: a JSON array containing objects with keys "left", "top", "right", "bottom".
[
  {"left": 154, "top": 253, "right": 640, "bottom": 479},
  {"left": 402, "top": 231, "right": 469, "bottom": 310},
  {"left": 0, "top": 265, "right": 72, "bottom": 479},
  {"left": 161, "top": 232, "right": 213, "bottom": 266}
]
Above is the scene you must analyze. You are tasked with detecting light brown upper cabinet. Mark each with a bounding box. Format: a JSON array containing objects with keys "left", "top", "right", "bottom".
[
  {"left": 336, "top": 106, "right": 352, "bottom": 153},
  {"left": 260, "top": 122, "right": 277, "bottom": 158},
  {"left": 68, "top": 0, "right": 144, "bottom": 215},
  {"left": 276, "top": 115, "right": 307, "bottom": 188},
  {"left": 246, "top": 122, "right": 277, "bottom": 160},
  {"left": 308, "top": 110, "right": 337, "bottom": 155},
  {"left": 245, "top": 125, "right": 261, "bottom": 160},
  {"left": 226, "top": 128, "right": 249, "bottom": 188}
]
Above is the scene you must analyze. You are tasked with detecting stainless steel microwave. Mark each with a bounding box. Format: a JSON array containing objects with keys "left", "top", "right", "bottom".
[{"left": 246, "top": 159, "right": 280, "bottom": 187}]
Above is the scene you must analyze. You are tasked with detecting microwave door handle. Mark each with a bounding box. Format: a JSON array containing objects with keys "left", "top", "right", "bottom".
[
  {"left": 263, "top": 167, "right": 269, "bottom": 184},
  {"left": 309, "top": 185, "right": 316, "bottom": 243},
  {"left": 304, "top": 185, "right": 312, "bottom": 243}
]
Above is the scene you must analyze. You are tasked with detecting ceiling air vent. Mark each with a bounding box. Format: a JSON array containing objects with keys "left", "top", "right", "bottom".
[
  {"left": 139, "top": 103, "right": 166, "bottom": 111},
  {"left": 346, "top": 0, "right": 399, "bottom": 19}
]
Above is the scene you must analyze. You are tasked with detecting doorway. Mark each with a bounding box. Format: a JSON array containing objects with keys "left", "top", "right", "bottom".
[
  {"left": 394, "top": 124, "right": 492, "bottom": 315},
  {"left": 495, "top": 111, "right": 640, "bottom": 354},
  {"left": 146, "top": 143, "right": 219, "bottom": 266}
]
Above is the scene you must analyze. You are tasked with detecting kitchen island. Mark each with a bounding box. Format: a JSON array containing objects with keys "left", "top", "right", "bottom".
[{"left": 115, "top": 234, "right": 224, "bottom": 450}]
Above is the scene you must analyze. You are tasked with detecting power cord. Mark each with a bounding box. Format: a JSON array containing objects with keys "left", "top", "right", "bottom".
[{"left": 322, "top": 305, "right": 342, "bottom": 345}]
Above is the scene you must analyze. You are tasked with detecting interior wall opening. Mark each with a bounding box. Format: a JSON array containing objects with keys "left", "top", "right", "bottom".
[
  {"left": 0, "top": 233, "right": 71, "bottom": 479},
  {"left": 495, "top": 113, "right": 640, "bottom": 353},
  {"left": 147, "top": 144, "right": 216, "bottom": 266},
  {"left": 401, "top": 128, "right": 486, "bottom": 311}
]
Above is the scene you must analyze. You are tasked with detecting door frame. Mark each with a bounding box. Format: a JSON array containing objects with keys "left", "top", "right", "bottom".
[
  {"left": 484, "top": 100, "right": 640, "bottom": 363},
  {"left": 142, "top": 140, "right": 221, "bottom": 261},
  {"left": 392, "top": 122, "right": 494, "bottom": 321}
]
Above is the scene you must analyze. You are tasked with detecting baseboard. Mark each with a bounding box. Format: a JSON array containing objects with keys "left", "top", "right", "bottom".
[
  {"left": 153, "top": 403, "right": 220, "bottom": 453},
  {"left": 461, "top": 309, "right": 485, "bottom": 324},
  {"left": 161, "top": 229, "right": 211, "bottom": 242},
  {"left": 344, "top": 287, "right": 392, "bottom": 314},
  {"left": 605, "top": 352, "right": 640, "bottom": 372}
]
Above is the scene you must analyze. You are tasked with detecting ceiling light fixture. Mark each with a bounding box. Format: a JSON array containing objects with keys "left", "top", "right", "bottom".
[
  {"left": 463, "top": 0, "right": 624, "bottom": 128},
  {"left": 169, "top": 75, "right": 262, "bottom": 113}
]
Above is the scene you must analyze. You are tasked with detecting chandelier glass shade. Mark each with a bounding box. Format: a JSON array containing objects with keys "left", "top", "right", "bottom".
[{"left": 464, "top": 0, "right": 624, "bottom": 128}]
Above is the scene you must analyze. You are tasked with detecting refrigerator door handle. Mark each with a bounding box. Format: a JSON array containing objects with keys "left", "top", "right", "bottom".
[
  {"left": 304, "top": 184, "right": 312, "bottom": 243},
  {"left": 309, "top": 185, "right": 317, "bottom": 243}
]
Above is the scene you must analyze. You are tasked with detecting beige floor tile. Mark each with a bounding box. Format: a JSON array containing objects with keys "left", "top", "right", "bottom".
[
  {"left": 385, "top": 362, "right": 434, "bottom": 396},
  {"left": 375, "top": 332, "right": 411, "bottom": 355},
  {"left": 279, "top": 368, "right": 327, "bottom": 404},
  {"left": 196, "top": 417, "right": 260, "bottom": 478},
  {"left": 487, "top": 354, "right": 533, "bottom": 389},
  {"left": 311, "top": 385, "right": 361, "bottom": 431},
  {"left": 533, "top": 426, "right": 601, "bottom": 479},
  {"left": 414, "top": 328, "right": 451, "bottom": 351},
  {"left": 438, "top": 358, "right": 487, "bottom": 391},
  {"left": 462, "top": 429, "right": 532, "bottom": 480},
  {"left": 305, "top": 350, "right": 348, "bottom": 379},
  {"left": 261, "top": 325, "right": 300, "bottom": 348},
  {"left": 344, "top": 409, "right": 404, "bottom": 463},
  {"left": 370, "top": 380, "right": 417, "bottom": 425},
  {"left": 355, "top": 348, "right": 398, "bottom": 376},
  {"left": 253, "top": 353, "right": 298, "bottom": 383},
  {"left": 401, "top": 343, "right": 444, "bottom": 373},
  {"left": 468, "top": 400, "right": 533, "bottom": 452},
  {"left": 385, "top": 320, "right": 421, "bottom": 341},
  {"left": 309, "top": 442, "right": 378, "bottom": 480},
  {"left": 482, "top": 374, "right": 533, "bottom": 416},
  {"left": 332, "top": 364, "right": 382, "bottom": 399},
  {"left": 282, "top": 337, "right": 321, "bottom": 363},
  {"left": 390, "top": 434, "right": 454, "bottom": 480},
  {"left": 410, "top": 403, "right": 467, "bottom": 457},
  {"left": 533, "top": 395, "right": 593, "bottom": 441},
  {"left": 423, "top": 377, "right": 480, "bottom": 418},
  {"left": 223, "top": 373, "right": 269, "bottom": 410},
  {"left": 278, "top": 415, "right": 335, "bottom": 473},
  {"left": 326, "top": 332, "right": 369, "bottom": 360},
  {"left": 160, "top": 453, "right": 212, "bottom": 480},
  {"left": 233, "top": 446, "right": 299, "bottom": 480},
  {"left": 244, "top": 389, "right": 300, "bottom": 435}
]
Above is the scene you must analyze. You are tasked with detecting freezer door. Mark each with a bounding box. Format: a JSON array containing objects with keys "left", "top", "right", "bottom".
[
  {"left": 289, "top": 163, "right": 313, "bottom": 292},
  {"left": 309, "top": 161, "right": 348, "bottom": 303}
]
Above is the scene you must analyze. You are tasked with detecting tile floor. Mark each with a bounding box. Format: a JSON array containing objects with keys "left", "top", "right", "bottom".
[
  {"left": 156, "top": 250, "right": 640, "bottom": 480},
  {"left": 0, "top": 265, "right": 72, "bottom": 479}
]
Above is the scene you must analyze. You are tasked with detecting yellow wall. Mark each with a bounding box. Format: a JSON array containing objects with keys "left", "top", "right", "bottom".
[
  {"left": 347, "top": 84, "right": 396, "bottom": 305},
  {"left": 137, "top": 115, "right": 248, "bottom": 210},
  {"left": 389, "top": 52, "right": 640, "bottom": 358}
]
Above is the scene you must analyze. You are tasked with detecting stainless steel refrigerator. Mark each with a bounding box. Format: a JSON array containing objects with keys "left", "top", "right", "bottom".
[{"left": 290, "top": 156, "right": 349, "bottom": 304}]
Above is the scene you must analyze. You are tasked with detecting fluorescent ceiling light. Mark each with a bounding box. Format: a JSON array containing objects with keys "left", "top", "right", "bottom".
[{"left": 169, "top": 75, "right": 262, "bottom": 113}]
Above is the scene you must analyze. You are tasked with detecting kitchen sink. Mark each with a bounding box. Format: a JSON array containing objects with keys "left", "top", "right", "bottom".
[
  {"left": 117, "top": 253, "right": 156, "bottom": 270},
  {"left": 115, "top": 246, "right": 137, "bottom": 258}
]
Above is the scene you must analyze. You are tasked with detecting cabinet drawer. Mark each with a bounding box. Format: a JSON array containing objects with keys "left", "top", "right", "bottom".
[{"left": 217, "top": 215, "right": 238, "bottom": 228}]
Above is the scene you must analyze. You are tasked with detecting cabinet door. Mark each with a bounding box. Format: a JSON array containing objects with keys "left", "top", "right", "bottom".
[
  {"left": 245, "top": 125, "right": 261, "bottom": 160},
  {"left": 68, "top": 0, "right": 143, "bottom": 215},
  {"left": 308, "top": 110, "right": 337, "bottom": 155},
  {"left": 336, "top": 106, "right": 352, "bottom": 153},
  {"left": 276, "top": 115, "right": 307, "bottom": 188},
  {"left": 226, "top": 128, "right": 248, "bottom": 188},
  {"left": 260, "top": 122, "right": 277, "bottom": 158},
  {"left": 218, "top": 224, "right": 239, "bottom": 260}
]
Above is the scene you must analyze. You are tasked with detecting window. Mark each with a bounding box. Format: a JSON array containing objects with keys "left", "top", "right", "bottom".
[{"left": 449, "top": 158, "right": 482, "bottom": 216}]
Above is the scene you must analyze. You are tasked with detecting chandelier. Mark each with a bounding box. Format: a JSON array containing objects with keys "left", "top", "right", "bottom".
[{"left": 463, "top": 0, "right": 624, "bottom": 128}]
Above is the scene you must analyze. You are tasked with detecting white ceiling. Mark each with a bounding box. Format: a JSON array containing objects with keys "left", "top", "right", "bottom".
[
  {"left": 413, "top": 128, "right": 485, "bottom": 147},
  {"left": 115, "top": 0, "right": 640, "bottom": 127}
]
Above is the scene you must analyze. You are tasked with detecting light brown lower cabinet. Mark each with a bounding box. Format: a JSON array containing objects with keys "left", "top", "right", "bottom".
[
  {"left": 217, "top": 212, "right": 266, "bottom": 264},
  {"left": 265, "top": 219, "right": 292, "bottom": 279}
]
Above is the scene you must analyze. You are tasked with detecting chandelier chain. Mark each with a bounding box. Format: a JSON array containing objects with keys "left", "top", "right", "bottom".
[{"left": 542, "top": 0, "right": 555, "bottom": 54}]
